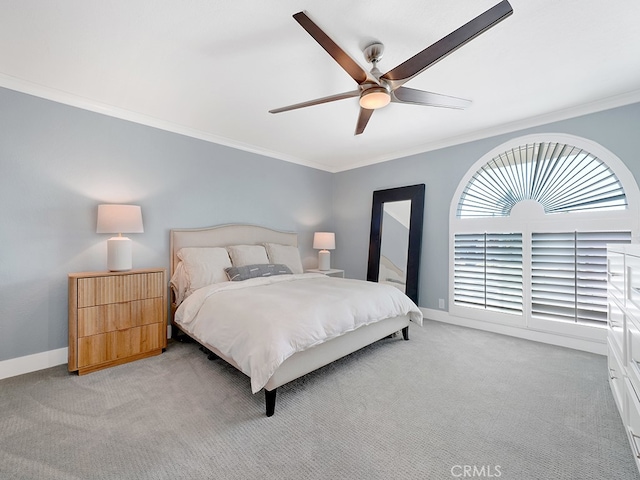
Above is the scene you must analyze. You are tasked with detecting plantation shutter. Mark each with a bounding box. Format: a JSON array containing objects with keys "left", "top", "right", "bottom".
[
  {"left": 454, "top": 233, "right": 522, "bottom": 314},
  {"left": 531, "top": 231, "right": 631, "bottom": 324},
  {"left": 486, "top": 233, "right": 523, "bottom": 313},
  {"left": 453, "top": 138, "right": 633, "bottom": 328},
  {"left": 454, "top": 234, "right": 485, "bottom": 308},
  {"left": 457, "top": 142, "right": 627, "bottom": 219}
]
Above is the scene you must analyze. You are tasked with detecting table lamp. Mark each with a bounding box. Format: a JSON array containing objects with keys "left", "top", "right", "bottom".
[
  {"left": 313, "top": 232, "right": 335, "bottom": 271},
  {"left": 96, "top": 204, "right": 144, "bottom": 271}
]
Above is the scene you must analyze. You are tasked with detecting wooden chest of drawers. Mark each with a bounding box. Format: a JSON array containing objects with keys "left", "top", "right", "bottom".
[{"left": 68, "top": 268, "right": 167, "bottom": 375}]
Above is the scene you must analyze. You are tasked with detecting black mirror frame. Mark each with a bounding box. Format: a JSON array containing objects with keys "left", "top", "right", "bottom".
[{"left": 366, "top": 184, "right": 425, "bottom": 304}]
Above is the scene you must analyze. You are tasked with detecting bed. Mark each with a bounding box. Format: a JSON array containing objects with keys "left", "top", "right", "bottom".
[{"left": 169, "top": 224, "right": 422, "bottom": 416}]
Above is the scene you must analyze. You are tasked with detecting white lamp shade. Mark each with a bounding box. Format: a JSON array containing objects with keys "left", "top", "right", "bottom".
[
  {"left": 97, "top": 204, "right": 144, "bottom": 234},
  {"left": 97, "top": 204, "right": 143, "bottom": 271},
  {"left": 313, "top": 232, "right": 335, "bottom": 250}
]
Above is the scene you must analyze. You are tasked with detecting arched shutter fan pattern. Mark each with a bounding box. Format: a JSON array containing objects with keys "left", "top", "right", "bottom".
[{"left": 457, "top": 142, "right": 627, "bottom": 218}]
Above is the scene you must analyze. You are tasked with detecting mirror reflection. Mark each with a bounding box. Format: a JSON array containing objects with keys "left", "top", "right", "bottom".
[
  {"left": 379, "top": 200, "right": 411, "bottom": 292},
  {"left": 367, "top": 184, "right": 425, "bottom": 304}
]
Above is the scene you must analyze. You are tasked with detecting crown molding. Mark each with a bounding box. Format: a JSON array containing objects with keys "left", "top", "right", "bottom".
[
  {"left": 330, "top": 89, "right": 640, "bottom": 173},
  {"left": 2, "top": 73, "right": 638, "bottom": 174},
  {"left": 0, "top": 73, "right": 330, "bottom": 172}
]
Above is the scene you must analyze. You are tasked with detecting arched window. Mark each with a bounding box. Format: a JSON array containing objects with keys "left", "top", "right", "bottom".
[
  {"left": 457, "top": 142, "right": 627, "bottom": 218},
  {"left": 450, "top": 134, "right": 639, "bottom": 337}
]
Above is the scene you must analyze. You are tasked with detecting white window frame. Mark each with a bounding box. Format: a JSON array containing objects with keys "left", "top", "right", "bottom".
[{"left": 449, "top": 133, "right": 640, "bottom": 341}]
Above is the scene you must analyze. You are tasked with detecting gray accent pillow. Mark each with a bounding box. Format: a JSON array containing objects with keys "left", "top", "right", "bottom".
[{"left": 225, "top": 263, "right": 292, "bottom": 282}]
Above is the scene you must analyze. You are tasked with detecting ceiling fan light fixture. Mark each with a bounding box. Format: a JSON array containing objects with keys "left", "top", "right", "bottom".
[{"left": 359, "top": 87, "right": 391, "bottom": 109}]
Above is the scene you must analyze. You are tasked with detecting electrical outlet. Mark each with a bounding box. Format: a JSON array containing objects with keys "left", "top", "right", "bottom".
[{"left": 438, "top": 298, "right": 445, "bottom": 309}]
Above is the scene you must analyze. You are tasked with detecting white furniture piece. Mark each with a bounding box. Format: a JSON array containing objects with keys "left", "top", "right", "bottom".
[
  {"left": 170, "top": 224, "right": 417, "bottom": 416},
  {"left": 305, "top": 268, "right": 344, "bottom": 278},
  {"left": 607, "top": 244, "right": 640, "bottom": 473}
]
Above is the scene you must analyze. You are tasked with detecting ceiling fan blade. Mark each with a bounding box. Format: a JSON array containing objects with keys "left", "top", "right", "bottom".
[
  {"left": 293, "top": 11, "right": 371, "bottom": 85},
  {"left": 269, "top": 90, "right": 360, "bottom": 114},
  {"left": 380, "top": 0, "right": 513, "bottom": 88},
  {"left": 392, "top": 87, "right": 472, "bottom": 109},
  {"left": 355, "top": 108, "right": 374, "bottom": 135}
]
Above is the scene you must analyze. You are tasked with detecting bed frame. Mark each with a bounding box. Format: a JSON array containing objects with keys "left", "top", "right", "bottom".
[{"left": 170, "top": 224, "right": 411, "bottom": 416}]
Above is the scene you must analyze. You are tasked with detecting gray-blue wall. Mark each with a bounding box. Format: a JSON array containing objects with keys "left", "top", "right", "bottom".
[
  {"left": 0, "top": 87, "right": 333, "bottom": 362},
  {"left": 332, "top": 102, "right": 640, "bottom": 310},
  {"left": 2, "top": 83, "right": 639, "bottom": 364}
]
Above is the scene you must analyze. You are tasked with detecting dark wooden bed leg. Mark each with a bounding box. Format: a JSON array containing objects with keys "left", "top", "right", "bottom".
[
  {"left": 265, "top": 388, "right": 277, "bottom": 417},
  {"left": 172, "top": 325, "right": 193, "bottom": 343},
  {"left": 402, "top": 326, "right": 409, "bottom": 341}
]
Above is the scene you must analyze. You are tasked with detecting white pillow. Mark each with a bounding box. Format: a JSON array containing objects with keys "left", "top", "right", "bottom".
[
  {"left": 170, "top": 261, "right": 189, "bottom": 305},
  {"left": 264, "top": 243, "right": 304, "bottom": 274},
  {"left": 227, "top": 244, "right": 270, "bottom": 267},
  {"left": 177, "top": 247, "right": 232, "bottom": 291}
]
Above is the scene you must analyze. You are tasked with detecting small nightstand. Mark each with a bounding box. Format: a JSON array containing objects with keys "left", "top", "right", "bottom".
[
  {"left": 305, "top": 268, "right": 345, "bottom": 278},
  {"left": 68, "top": 268, "right": 167, "bottom": 375}
]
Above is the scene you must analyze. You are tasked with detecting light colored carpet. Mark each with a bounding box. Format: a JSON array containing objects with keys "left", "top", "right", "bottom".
[{"left": 1, "top": 320, "right": 638, "bottom": 480}]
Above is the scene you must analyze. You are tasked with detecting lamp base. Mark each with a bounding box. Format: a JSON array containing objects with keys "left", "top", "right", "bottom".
[
  {"left": 107, "top": 236, "right": 133, "bottom": 271},
  {"left": 318, "top": 250, "right": 331, "bottom": 271}
]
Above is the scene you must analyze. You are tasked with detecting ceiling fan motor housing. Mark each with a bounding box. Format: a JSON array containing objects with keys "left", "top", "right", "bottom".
[{"left": 363, "top": 42, "right": 384, "bottom": 65}]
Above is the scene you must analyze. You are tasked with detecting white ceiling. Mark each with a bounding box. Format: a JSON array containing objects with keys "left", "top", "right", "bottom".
[{"left": 1, "top": 0, "right": 639, "bottom": 172}]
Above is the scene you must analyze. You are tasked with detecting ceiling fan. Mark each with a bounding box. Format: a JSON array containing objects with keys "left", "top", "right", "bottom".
[{"left": 269, "top": 1, "right": 513, "bottom": 135}]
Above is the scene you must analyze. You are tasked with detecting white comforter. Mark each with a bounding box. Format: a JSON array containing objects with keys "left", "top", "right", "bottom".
[{"left": 174, "top": 273, "right": 422, "bottom": 393}]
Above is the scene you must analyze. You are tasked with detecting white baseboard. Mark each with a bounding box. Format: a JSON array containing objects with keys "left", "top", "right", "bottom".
[
  {"left": 0, "top": 310, "right": 605, "bottom": 382},
  {"left": 421, "top": 308, "right": 607, "bottom": 355},
  {"left": 0, "top": 347, "right": 68, "bottom": 381},
  {"left": 0, "top": 328, "right": 173, "bottom": 381}
]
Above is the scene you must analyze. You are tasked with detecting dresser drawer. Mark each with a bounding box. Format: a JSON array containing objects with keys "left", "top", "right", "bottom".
[
  {"left": 609, "top": 339, "right": 625, "bottom": 417},
  {"left": 608, "top": 251, "right": 625, "bottom": 303},
  {"left": 627, "top": 314, "right": 640, "bottom": 396},
  {"left": 77, "top": 323, "right": 164, "bottom": 370},
  {"left": 625, "top": 378, "right": 640, "bottom": 466},
  {"left": 609, "top": 295, "right": 626, "bottom": 361},
  {"left": 77, "top": 271, "right": 164, "bottom": 307},
  {"left": 626, "top": 254, "right": 640, "bottom": 322},
  {"left": 78, "top": 297, "right": 164, "bottom": 337}
]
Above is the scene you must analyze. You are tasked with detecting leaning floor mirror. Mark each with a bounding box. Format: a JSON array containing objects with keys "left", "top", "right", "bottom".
[{"left": 366, "top": 184, "right": 425, "bottom": 304}]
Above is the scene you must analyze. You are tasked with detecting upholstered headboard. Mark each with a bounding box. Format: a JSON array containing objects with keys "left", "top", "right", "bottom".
[{"left": 169, "top": 224, "right": 298, "bottom": 277}]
